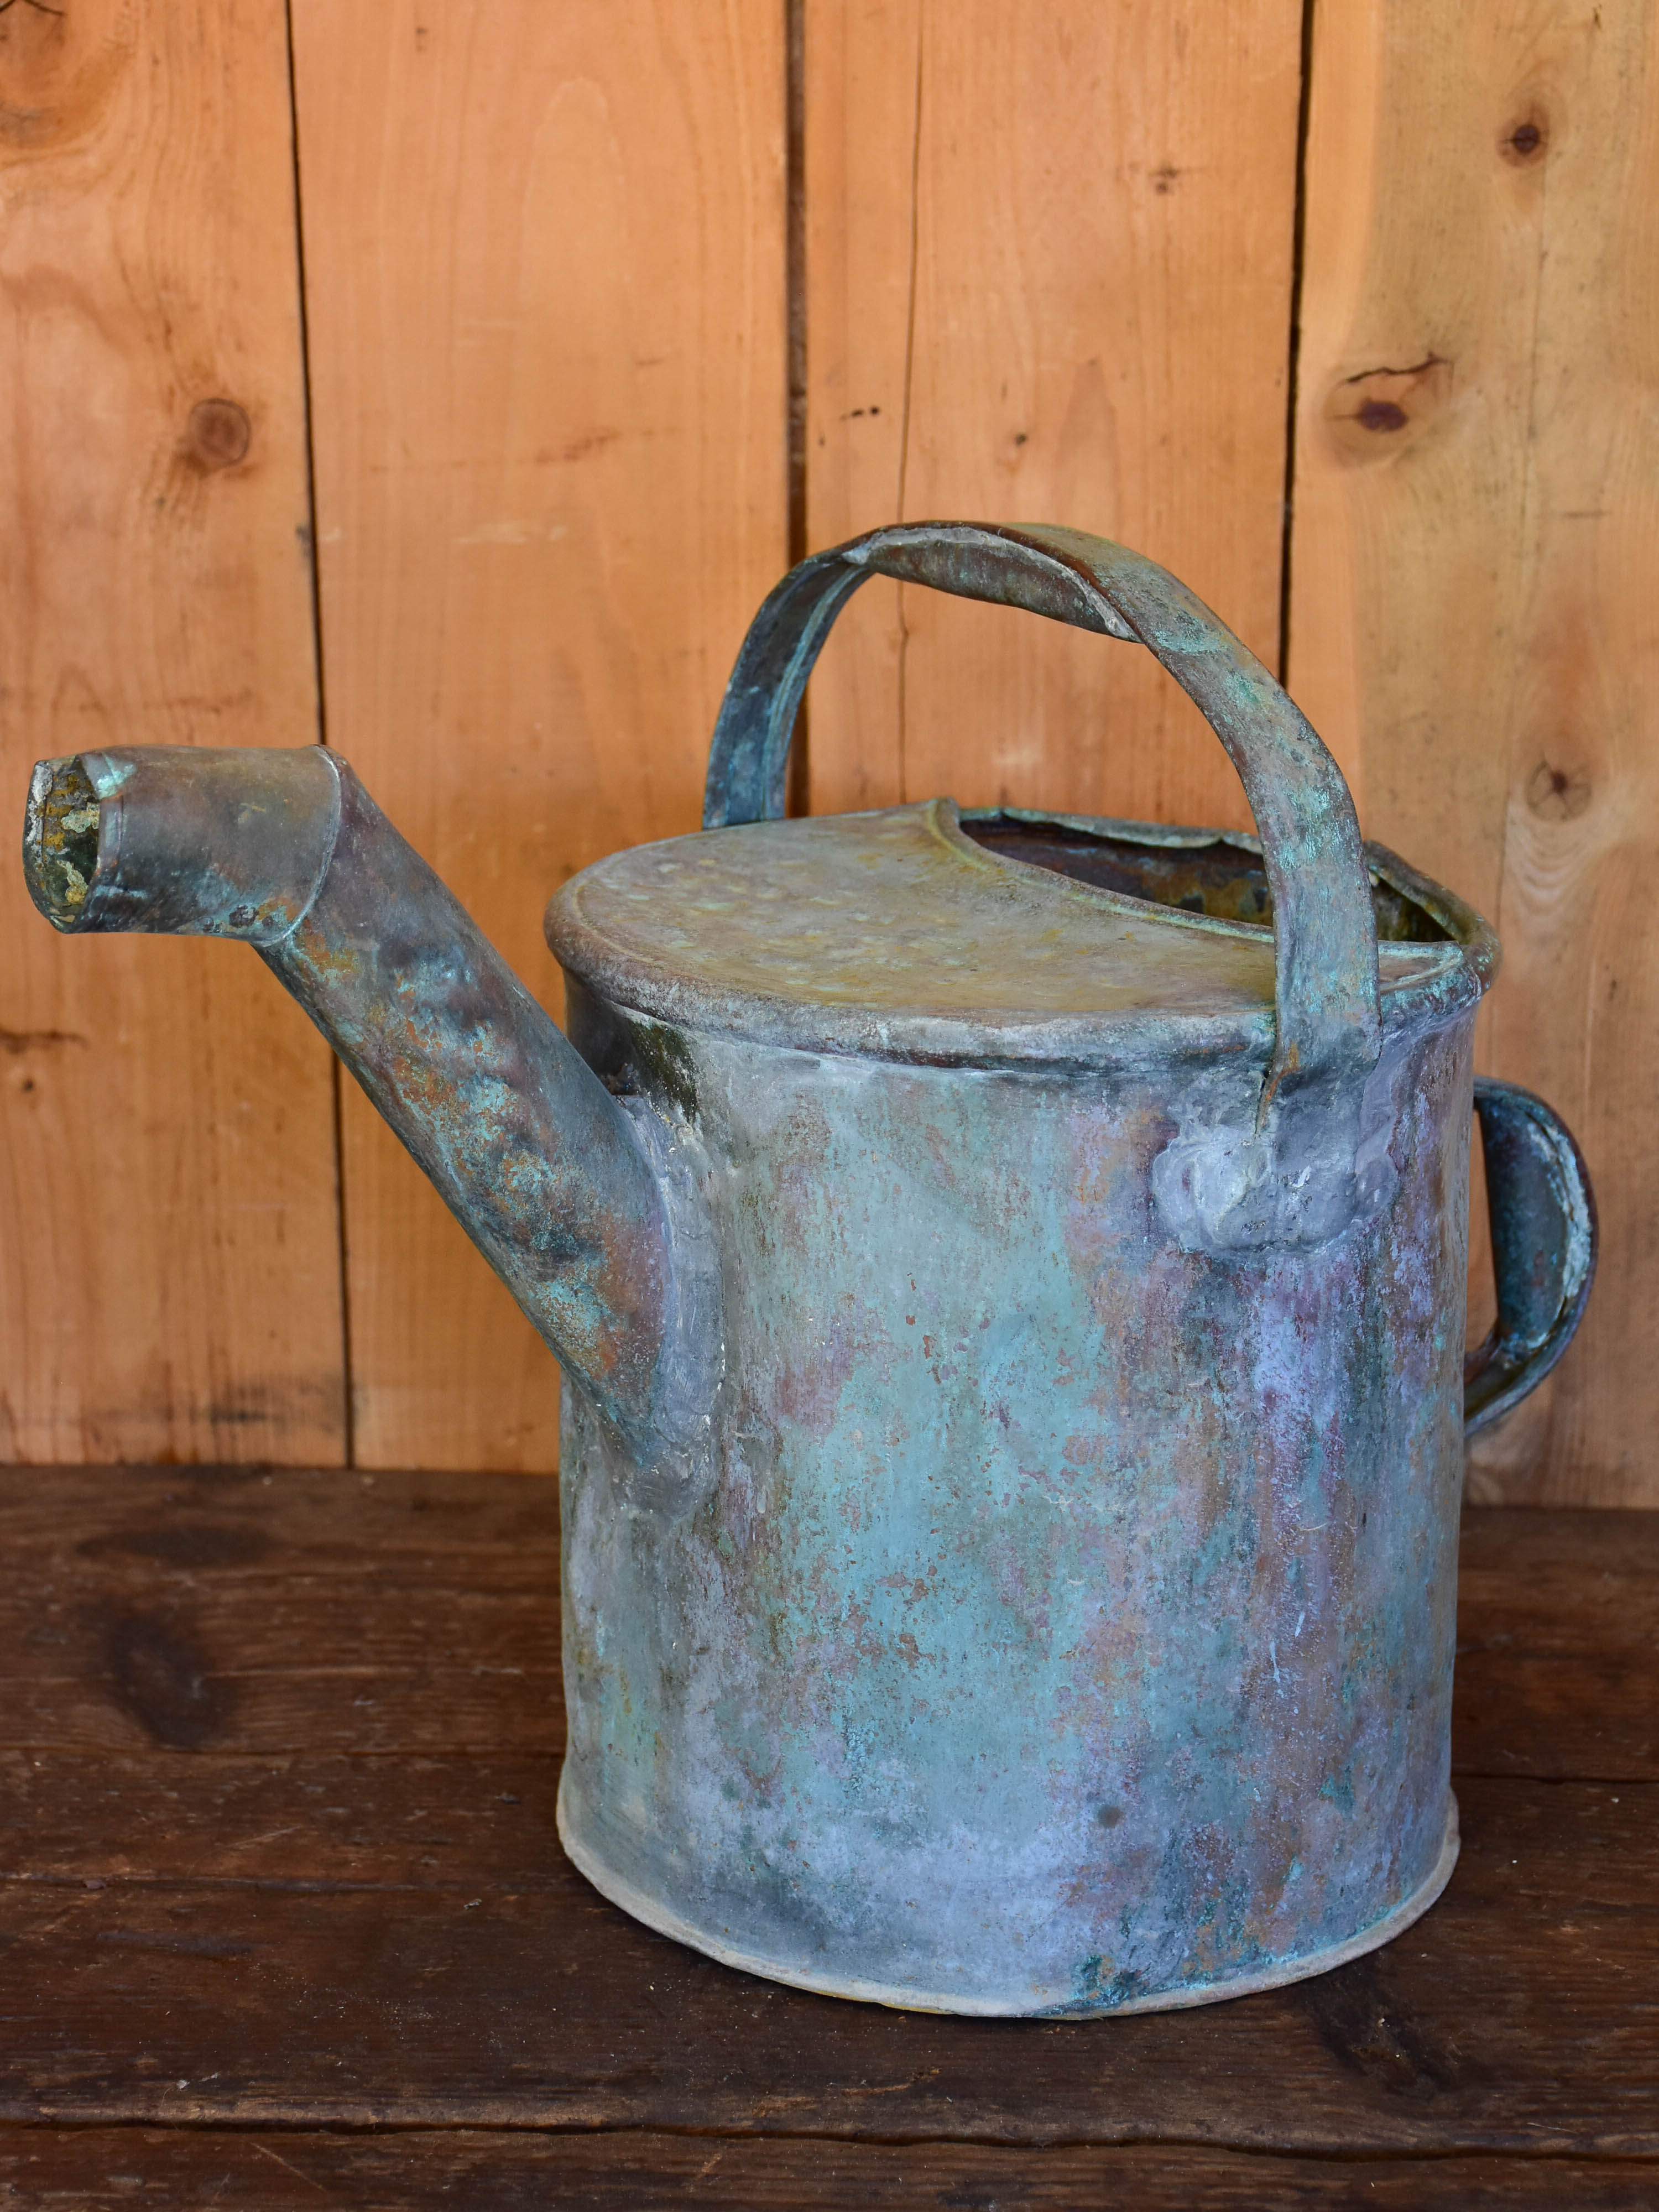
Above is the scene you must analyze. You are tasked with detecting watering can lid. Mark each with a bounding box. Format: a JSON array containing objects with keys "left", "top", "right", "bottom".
[{"left": 545, "top": 797, "right": 1490, "bottom": 1070}]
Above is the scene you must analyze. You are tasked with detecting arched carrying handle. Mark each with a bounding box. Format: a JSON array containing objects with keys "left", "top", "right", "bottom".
[
  {"left": 705, "top": 522, "right": 1381, "bottom": 1099},
  {"left": 1465, "top": 1079, "right": 1597, "bottom": 1437}
]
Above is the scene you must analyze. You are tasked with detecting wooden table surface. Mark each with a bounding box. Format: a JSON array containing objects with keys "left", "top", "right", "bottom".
[{"left": 0, "top": 1468, "right": 1651, "bottom": 2209}]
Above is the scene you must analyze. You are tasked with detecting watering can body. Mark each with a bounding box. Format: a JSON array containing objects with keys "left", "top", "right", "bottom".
[
  {"left": 23, "top": 523, "right": 1594, "bottom": 2016},
  {"left": 557, "top": 935, "right": 1472, "bottom": 2014}
]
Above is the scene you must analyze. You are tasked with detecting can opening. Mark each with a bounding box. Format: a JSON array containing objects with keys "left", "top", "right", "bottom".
[{"left": 958, "top": 811, "right": 1452, "bottom": 945}]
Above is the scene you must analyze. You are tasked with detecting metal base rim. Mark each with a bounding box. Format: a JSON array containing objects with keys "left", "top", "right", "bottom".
[{"left": 557, "top": 1778, "right": 1461, "bottom": 2018}]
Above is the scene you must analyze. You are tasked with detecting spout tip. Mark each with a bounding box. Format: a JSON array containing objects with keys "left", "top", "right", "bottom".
[{"left": 24, "top": 755, "right": 103, "bottom": 931}]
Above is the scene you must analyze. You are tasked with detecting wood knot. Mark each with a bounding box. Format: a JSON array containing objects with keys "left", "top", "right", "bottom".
[
  {"left": 185, "top": 398, "right": 252, "bottom": 472},
  {"left": 1323, "top": 356, "right": 1451, "bottom": 461},
  {"left": 1501, "top": 108, "right": 1549, "bottom": 165},
  {"left": 0, "top": 0, "right": 129, "bottom": 154},
  {"left": 101, "top": 1610, "right": 236, "bottom": 1749},
  {"left": 1526, "top": 760, "right": 1592, "bottom": 820}
]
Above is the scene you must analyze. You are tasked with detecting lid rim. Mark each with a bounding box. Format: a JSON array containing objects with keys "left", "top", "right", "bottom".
[
  {"left": 546, "top": 959, "right": 1490, "bottom": 1075},
  {"left": 547, "top": 803, "right": 1495, "bottom": 1070}
]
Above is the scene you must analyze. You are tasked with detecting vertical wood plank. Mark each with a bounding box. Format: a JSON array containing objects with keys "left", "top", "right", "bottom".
[
  {"left": 1290, "top": 0, "right": 1659, "bottom": 1504},
  {"left": 804, "top": 0, "right": 1306, "bottom": 831},
  {"left": 290, "top": 1, "right": 787, "bottom": 1470},
  {"left": 0, "top": 0, "right": 346, "bottom": 1462}
]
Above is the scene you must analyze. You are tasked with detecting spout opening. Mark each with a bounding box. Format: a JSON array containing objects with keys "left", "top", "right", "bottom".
[
  {"left": 24, "top": 755, "right": 105, "bottom": 932},
  {"left": 20, "top": 743, "right": 346, "bottom": 942}
]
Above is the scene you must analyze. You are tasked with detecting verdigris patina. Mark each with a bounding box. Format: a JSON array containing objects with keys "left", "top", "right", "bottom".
[{"left": 23, "top": 522, "right": 1594, "bottom": 2014}]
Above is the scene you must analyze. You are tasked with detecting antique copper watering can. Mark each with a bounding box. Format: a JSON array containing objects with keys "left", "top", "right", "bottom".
[{"left": 23, "top": 523, "right": 1595, "bottom": 2016}]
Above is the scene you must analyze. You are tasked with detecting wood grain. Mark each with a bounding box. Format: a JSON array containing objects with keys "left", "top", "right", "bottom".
[
  {"left": 0, "top": 1466, "right": 1648, "bottom": 2188},
  {"left": 0, "top": 2131, "right": 1651, "bottom": 2212},
  {"left": 1288, "top": 0, "right": 1659, "bottom": 1504},
  {"left": 0, "top": 1464, "right": 559, "bottom": 1754},
  {"left": 1, "top": 1470, "right": 1650, "bottom": 1775},
  {"left": 0, "top": 1773, "right": 1650, "bottom": 2145},
  {"left": 288, "top": 0, "right": 787, "bottom": 1470},
  {"left": 0, "top": 0, "right": 345, "bottom": 1463},
  {"left": 1453, "top": 1508, "right": 1659, "bottom": 1780},
  {"left": 802, "top": 0, "right": 1305, "bottom": 831},
  {"left": 0, "top": 1752, "right": 561, "bottom": 1885},
  {"left": 18, "top": 1465, "right": 1650, "bottom": 2212}
]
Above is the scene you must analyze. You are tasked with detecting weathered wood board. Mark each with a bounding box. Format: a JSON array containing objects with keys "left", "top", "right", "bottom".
[
  {"left": 0, "top": 1778, "right": 1653, "bottom": 2146},
  {"left": 2, "top": 1, "right": 1655, "bottom": 1499},
  {"left": 0, "top": 0, "right": 345, "bottom": 1463},
  {"left": 286, "top": 0, "right": 787, "bottom": 1470},
  {"left": 1, "top": 2131, "right": 1652, "bottom": 2211},
  {"left": 802, "top": 0, "right": 1305, "bottom": 832},
  {"left": 1290, "top": 0, "right": 1659, "bottom": 1505},
  {"left": 0, "top": 1469, "right": 1649, "bottom": 1779},
  {"left": 0, "top": 1467, "right": 1650, "bottom": 2201}
]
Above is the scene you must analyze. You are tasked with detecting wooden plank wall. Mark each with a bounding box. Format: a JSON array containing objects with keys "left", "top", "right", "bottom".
[
  {"left": 2, "top": 0, "right": 1655, "bottom": 1505},
  {"left": 1290, "top": 0, "right": 1659, "bottom": 1506},
  {"left": 286, "top": 0, "right": 785, "bottom": 1470},
  {"left": 802, "top": 1, "right": 1302, "bottom": 834},
  {"left": 0, "top": 0, "right": 344, "bottom": 1464}
]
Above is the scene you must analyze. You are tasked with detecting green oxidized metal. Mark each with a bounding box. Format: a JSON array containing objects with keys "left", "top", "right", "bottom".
[{"left": 23, "top": 523, "right": 1595, "bottom": 2015}]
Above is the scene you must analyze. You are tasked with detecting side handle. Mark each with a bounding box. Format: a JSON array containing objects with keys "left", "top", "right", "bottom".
[{"left": 1464, "top": 1078, "right": 1597, "bottom": 1437}]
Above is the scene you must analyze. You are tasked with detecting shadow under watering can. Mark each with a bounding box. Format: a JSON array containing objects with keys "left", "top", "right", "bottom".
[{"left": 23, "top": 521, "right": 1594, "bottom": 2015}]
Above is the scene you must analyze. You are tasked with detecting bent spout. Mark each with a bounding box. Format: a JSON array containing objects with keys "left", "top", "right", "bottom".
[{"left": 23, "top": 744, "right": 697, "bottom": 1463}]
